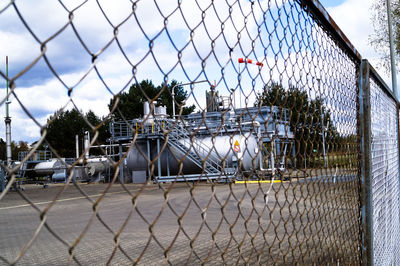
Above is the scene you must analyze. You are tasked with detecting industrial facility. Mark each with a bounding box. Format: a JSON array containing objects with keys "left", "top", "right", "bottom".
[
  {"left": 0, "top": 86, "right": 295, "bottom": 188},
  {"left": 110, "top": 86, "right": 295, "bottom": 183}
]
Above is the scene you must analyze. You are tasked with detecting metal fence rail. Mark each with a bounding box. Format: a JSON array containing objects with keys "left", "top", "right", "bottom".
[{"left": 0, "top": 0, "right": 398, "bottom": 265}]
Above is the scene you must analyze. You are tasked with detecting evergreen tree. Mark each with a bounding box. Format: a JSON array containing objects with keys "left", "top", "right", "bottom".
[
  {"left": 256, "top": 82, "right": 336, "bottom": 168},
  {"left": 109, "top": 79, "right": 195, "bottom": 120},
  {"left": 0, "top": 139, "right": 29, "bottom": 161},
  {"left": 45, "top": 109, "right": 108, "bottom": 157}
]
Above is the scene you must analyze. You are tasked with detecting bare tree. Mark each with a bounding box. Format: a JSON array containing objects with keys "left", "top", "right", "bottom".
[{"left": 370, "top": 0, "right": 400, "bottom": 72}]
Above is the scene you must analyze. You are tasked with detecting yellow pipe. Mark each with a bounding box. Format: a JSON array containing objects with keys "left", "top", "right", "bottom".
[{"left": 235, "top": 180, "right": 283, "bottom": 184}]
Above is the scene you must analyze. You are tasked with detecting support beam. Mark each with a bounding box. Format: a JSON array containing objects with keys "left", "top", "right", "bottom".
[
  {"left": 119, "top": 142, "right": 124, "bottom": 184},
  {"left": 147, "top": 139, "right": 151, "bottom": 180},
  {"left": 166, "top": 145, "right": 170, "bottom": 177},
  {"left": 156, "top": 138, "right": 161, "bottom": 179}
]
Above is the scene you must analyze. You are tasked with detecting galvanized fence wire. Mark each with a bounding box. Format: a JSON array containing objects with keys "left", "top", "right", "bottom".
[
  {"left": 369, "top": 72, "right": 400, "bottom": 265},
  {"left": 0, "top": 0, "right": 371, "bottom": 264}
]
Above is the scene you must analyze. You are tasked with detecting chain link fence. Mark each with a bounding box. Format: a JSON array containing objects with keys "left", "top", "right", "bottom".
[
  {"left": 0, "top": 0, "right": 398, "bottom": 265},
  {"left": 361, "top": 63, "right": 400, "bottom": 265}
]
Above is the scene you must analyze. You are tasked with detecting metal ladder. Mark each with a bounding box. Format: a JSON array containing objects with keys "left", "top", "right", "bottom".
[{"left": 163, "top": 120, "right": 222, "bottom": 175}]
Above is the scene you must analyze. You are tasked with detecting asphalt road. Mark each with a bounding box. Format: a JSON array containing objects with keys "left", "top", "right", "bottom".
[{"left": 0, "top": 177, "right": 360, "bottom": 265}]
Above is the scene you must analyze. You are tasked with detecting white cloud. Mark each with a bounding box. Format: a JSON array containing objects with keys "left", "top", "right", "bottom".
[
  {"left": 0, "top": 0, "right": 394, "bottom": 145},
  {"left": 326, "top": 0, "right": 394, "bottom": 87}
]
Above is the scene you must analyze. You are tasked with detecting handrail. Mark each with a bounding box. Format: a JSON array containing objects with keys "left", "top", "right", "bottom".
[{"left": 163, "top": 120, "right": 222, "bottom": 173}]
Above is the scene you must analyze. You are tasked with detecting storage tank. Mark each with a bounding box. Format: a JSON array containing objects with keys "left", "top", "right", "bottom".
[
  {"left": 33, "top": 159, "right": 64, "bottom": 176},
  {"left": 126, "top": 133, "right": 259, "bottom": 176},
  {"left": 52, "top": 170, "right": 67, "bottom": 181}
]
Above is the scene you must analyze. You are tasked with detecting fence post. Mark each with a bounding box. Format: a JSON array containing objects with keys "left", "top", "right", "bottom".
[{"left": 359, "top": 59, "right": 373, "bottom": 265}]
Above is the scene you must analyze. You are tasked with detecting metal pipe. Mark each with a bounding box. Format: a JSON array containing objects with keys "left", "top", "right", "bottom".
[
  {"left": 271, "top": 138, "right": 275, "bottom": 174},
  {"left": 5, "top": 119, "right": 11, "bottom": 167},
  {"left": 157, "top": 138, "right": 161, "bottom": 179},
  {"left": 5, "top": 56, "right": 11, "bottom": 168},
  {"left": 171, "top": 90, "right": 176, "bottom": 119},
  {"left": 386, "top": 0, "right": 399, "bottom": 100},
  {"left": 84, "top": 131, "right": 90, "bottom": 158},
  {"left": 170, "top": 80, "right": 208, "bottom": 119},
  {"left": 359, "top": 59, "right": 374, "bottom": 265},
  {"left": 147, "top": 139, "right": 151, "bottom": 180},
  {"left": 238, "top": 62, "right": 241, "bottom": 109},
  {"left": 75, "top": 134, "right": 79, "bottom": 159},
  {"left": 166, "top": 146, "right": 170, "bottom": 177},
  {"left": 119, "top": 142, "right": 123, "bottom": 184},
  {"left": 5, "top": 56, "right": 9, "bottom": 118}
]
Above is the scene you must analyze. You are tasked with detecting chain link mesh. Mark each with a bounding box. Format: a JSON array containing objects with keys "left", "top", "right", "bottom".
[
  {"left": 0, "top": 0, "right": 395, "bottom": 264},
  {"left": 369, "top": 73, "right": 400, "bottom": 265}
]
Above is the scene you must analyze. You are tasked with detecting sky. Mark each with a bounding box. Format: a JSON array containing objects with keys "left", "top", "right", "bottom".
[{"left": 0, "top": 0, "right": 394, "bottom": 143}]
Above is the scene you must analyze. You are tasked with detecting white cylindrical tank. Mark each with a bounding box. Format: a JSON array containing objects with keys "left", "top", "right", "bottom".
[
  {"left": 143, "top": 101, "right": 150, "bottom": 116},
  {"left": 197, "top": 133, "right": 258, "bottom": 171},
  {"left": 34, "top": 160, "right": 64, "bottom": 176},
  {"left": 126, "top": 133, "right": 259, "bottom": 176}
]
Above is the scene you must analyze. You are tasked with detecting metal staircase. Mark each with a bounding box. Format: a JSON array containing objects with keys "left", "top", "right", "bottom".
[{"left": 163, "top": 120, "right": 222, "bottom": 175}]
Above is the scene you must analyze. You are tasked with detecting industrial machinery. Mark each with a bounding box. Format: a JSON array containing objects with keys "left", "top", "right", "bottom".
[
  {"left": 14, "top": 151, "right": 88, "bottom": 187},
  {"left": 33, "top": 159, "right": 66, "bottom": 181},
  {"left": 85, "top": 157, "right": 113, "bottom": 182},
  {"left": 6, "top": 87, "right": 294, "bottom": 186}
]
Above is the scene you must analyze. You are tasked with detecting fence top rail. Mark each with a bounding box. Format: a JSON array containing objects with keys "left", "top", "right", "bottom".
[{"left": 300, "top": 0, "right": 362, "bottom": 63}]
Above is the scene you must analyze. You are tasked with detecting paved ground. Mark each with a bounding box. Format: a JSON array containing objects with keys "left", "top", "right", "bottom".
[{"left": 0, "top": 176, "right": 360, "bottom": 265}]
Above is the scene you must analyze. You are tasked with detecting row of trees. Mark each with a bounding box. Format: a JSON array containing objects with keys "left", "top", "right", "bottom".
[
  {"left": 0, "top": 139, "right": 29, "bottom": 161},
  {"left": 44, "top": 110, "right": 108, "bottom": 158}
]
